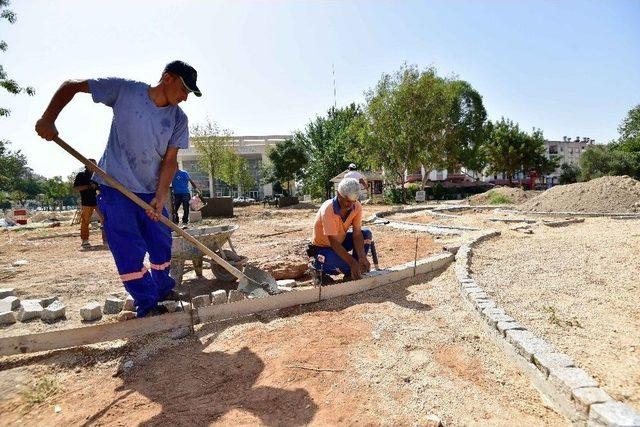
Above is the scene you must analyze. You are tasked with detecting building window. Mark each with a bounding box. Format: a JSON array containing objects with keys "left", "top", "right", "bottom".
[{"left": 549, "top": 145, "right": 558, "bottom": 154}]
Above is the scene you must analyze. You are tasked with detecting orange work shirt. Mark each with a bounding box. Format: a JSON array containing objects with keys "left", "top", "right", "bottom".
[{"left": 312, "top": 197, "right": 363, "bottom": 247}]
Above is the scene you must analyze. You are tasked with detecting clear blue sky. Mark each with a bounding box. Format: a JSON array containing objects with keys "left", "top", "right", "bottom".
[{"left": 3, "top": 0, "right": 639, "bottom": 178}]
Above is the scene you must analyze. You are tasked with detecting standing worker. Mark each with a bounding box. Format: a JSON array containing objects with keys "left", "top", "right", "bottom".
[
  {"left": 344, "top": 163, "right": 367, "bottom": 189},
  {"left": 35, "top": 60, "right": 201, "bottom": 317},
  {"left": 171, "top": 168, "right": 198, "bottom": 226},
  {"left": 73, "top": 158, "right": 105, "bottom": 248}
]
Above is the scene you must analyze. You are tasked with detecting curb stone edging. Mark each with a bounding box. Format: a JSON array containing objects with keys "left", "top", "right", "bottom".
[{"left": 455, "top": 231, "right": 640, "bottom": 426}]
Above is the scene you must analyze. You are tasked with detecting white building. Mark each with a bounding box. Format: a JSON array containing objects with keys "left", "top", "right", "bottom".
[
  {"left": 177, "top": 135, "right": 292, "bottom": 199},
  {"left": 545, "top": 136, "right": 595, "bottom": 179}
]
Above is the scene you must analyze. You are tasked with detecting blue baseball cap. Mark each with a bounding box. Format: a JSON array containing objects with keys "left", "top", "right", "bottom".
[{"left": 164, "top": 60, "right": 202, "bottom": 97}]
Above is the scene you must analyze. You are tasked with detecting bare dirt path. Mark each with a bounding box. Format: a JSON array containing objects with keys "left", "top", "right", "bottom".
[
  {"left": 0, "top": 266, "right": 566, "bottom": 426},
  {"left": 471, "top": 218, "right": 640, "bottom": 413}
]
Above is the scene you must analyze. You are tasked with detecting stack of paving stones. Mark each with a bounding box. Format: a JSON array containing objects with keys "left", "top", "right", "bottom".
[{"left": 455, "top": 230, "right": 640, "bottom": 426}]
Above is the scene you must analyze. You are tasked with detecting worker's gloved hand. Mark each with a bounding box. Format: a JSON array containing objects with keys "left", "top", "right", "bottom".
[
  {"left": 35, "top": 118, "right": 59, "bottom": 141},
  {"left": 146, "top": 193, "right": 167, "bottom": 221}
]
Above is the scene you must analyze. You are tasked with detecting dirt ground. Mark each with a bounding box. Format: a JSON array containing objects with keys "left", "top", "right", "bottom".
[
  {"left": 0, "top": 203, "right": 572, "bottom": 425},
  {"left": 0, "top": 205, "right": 444, "bottom": 338},
  {"left": 0, "top": 267, "right": 565, "bottom": 426},
  {"left": 471, "top": 218, "right": 640, "bottom": 413}
]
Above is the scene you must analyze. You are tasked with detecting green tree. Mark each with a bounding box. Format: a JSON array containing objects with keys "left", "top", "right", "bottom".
[
  {"left": 295, "top": 103, "right": 362, "bottom": 198},
  {"left": 559, "top": 163, "right": 580, "bottom": 184},
  {"left": 580, "top": 143, "right": 640, "bottom": 181},
  {"left": 191, "top": 120, "right": 235, "bottom": 196},
  {"left": 42, "top": 176, "right": 68, "bottom": 210},
  {"left": 1, "top": 0, "right": 35, "bottom": 118},
  {"left": 440, "top": 80, "right": 488, "bottom": 179},
  {"left": 0, "top": 139, "right": 27, "bottom": 191},
  {"left": 220, "top": 151, "right": 255, "bottom": 197},
  {"left": 266, "top": 138, "right": 308, "bottom": 193},
  {"left": 351, "top": 64, "right": 452, "bottom": 202},
  {"left": 483, "top": 118, "right": 552, "bottom": 183},
  {"left": 616, "top": 104, "right": 640, "bottom": 152}
]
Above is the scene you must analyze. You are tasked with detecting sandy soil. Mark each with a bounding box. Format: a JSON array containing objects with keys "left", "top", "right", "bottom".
[
  {"left": 0, "top": 205, "right": 445, "bottom": 338},
  {"left": 0, "top": 267, "right": 565, "bottom": 426},
  {"left": 471, "top": 218, "right": 640, "bottom": 412},
  {"left": 518, "top": 175, "right": 640, "bottom": 213}
]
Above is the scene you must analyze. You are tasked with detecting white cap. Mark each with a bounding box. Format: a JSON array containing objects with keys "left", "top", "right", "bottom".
[
  {"left": 348, "top": 163, "right": 357, "bottom": 170},
  {"left": 338, "top": 178, "right": 360, "bottom": 201}
]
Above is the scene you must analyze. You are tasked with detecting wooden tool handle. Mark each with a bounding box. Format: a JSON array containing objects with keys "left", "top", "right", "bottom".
[{"left": 52, "top": 136, "right": 246, "bottom": 282}]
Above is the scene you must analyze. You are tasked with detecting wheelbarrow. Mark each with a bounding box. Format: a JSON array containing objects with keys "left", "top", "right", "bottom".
[{"left": 170, "top": 225, "right": 247, "bottom": 286}]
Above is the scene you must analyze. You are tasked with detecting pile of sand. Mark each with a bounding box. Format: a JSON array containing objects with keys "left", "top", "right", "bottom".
[
  {"left": 518, "top": 175, "right": 640, "bottom": 213},
  {"left": 469, "top": 187, "right": 533, "bottom": 205}
]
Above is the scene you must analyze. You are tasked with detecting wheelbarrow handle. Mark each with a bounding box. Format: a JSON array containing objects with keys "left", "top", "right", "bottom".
[{"left": 51, "top": 136, "right": 246, "bottom": 283}]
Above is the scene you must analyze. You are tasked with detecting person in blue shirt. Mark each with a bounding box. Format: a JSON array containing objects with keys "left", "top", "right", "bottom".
[
  {"left": 171, "top": 169, "right": 198, "bottom": 225},
  {"left": 35, "top": 60, "right": 202, "bottom": 318}
]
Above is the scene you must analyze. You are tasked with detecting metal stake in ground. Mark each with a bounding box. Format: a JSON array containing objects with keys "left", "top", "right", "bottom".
[{"left": 413, "top": 235, "right": 419, "bottom": 277}]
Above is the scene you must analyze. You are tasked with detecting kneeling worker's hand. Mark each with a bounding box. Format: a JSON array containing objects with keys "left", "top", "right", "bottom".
[{"left": 349, "top": 259, "right": 362, "bottom": 280}]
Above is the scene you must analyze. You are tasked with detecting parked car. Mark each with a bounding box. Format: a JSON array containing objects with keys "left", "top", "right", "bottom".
[{"left": 232, "top": 196, "right": 256, "bottom": 203}]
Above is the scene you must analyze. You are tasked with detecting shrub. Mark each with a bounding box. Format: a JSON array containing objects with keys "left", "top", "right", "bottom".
[
  {"left": 487, "top": 190, "right": 514, "bottom": 205},
  {"left": 382, "top": 186, "right": 404, "bottom": 204}
]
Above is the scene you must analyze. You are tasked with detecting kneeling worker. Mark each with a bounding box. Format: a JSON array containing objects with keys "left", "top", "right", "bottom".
[{"left": 309, "top": 178, "right": 372, "bottom": 284}]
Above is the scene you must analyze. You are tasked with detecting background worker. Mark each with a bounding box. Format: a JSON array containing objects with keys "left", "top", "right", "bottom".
[
  {"left": 344, "top": 163, "right": 367, "bottom": 189},
  {"left": 35, "top": 60, "right": 201, "bottom": 318},
  {"left": 171, "top": 168, "right": 198, "bottom": 226},
  {"left": 308, "top": 178, "right": 372, "bottom": 285},
  {"left": 73, "top": 158, "right": 105, "bottom": 248}
]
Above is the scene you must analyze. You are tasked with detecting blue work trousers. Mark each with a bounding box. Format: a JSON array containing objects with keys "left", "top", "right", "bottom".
[
  {"left": 312, "top": 228, "right": 372, "bottom": 277},
  {"left": 98, "top": 185, "right": 175, "bottom": 317}
]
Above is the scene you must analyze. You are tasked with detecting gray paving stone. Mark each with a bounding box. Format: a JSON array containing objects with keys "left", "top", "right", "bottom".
[
  {"left": 0, "top": 311, "right": 16, "bottom": 325},
  {"left": 276, "top": 279, "right": 296, "bottom": 287},
  {"left": 117, "top": 311, "right": 136, "bottom": 321},
  {"left": 40, "top": 296, "right": 59, "bottom": 308},
  {"left": 0, "top": 296, "right": 19, "bottom": 311},
  {"left": 533, "top": 351, "right": 575, "bottom": 377},
  {"left": 588, "top": 401, "right": 640, "bottom": 426},
  {"left": 474, "top": 299, "right": 496, "bottom": 311},
  {"left": 0, "top": 288, "right": 15, "bottom": 299},
  {"left": 159, "top": 300, "right": 177, "bottom": 313},
  {"left": 572, "top": 387, "right": 612, "bottom": 416},
  {"left": 80, "top": 301, "right": 103, "bottom": 322},
  {"left": 104, "top": 297, "right": 125, "bottom": 314},
  {"left": 505, "top": 329, "right": 554, "bottom": 362},
  {"left": 497, "top": 321, "right": 525, "bottom": 336},
  {"left": 548, "top": 367, "right": 598, "bottom": 398},
  {"left": 463, "top": 286, "right": 483, "bottom": 295},
  {"left": 17, "top": 300, "right": 43, "bottom": 322},
  {"left": 482, "top": 308, "right": 514, "bottom": 327},
  {"left": 176, "top": 301, "right": 192, "bottom": 312},
  {"left": 211, "top": 290, "right": 227, "bottom": 305},
  {"left": 42, "top": 300, "right": 66, "bottom": 323},
  {"left": 228, "top": 290, "right": 245, "bottom": 303},
  {"left": 460, "top": 281, "right": 478, "bottom": 289},
  {"left": 192, "top": 294, "right": 211, "bottom": 308},
  {"left": 123, "top": 296, "right": 135, "bottom": 312}
]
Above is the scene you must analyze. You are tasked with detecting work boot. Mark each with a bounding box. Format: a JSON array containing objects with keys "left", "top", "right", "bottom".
[{"left": 140, "top": 305, "right": 169, "bottom": 318}]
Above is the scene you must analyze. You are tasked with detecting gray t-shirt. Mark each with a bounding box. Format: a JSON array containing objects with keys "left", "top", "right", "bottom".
[{"left": 88, "top": 78, "right": 189, "bottom": 193}]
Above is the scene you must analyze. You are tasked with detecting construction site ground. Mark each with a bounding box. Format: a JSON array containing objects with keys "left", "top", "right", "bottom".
[{"left": 0, "top": 202, "right": 633, "bottom": 425}]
